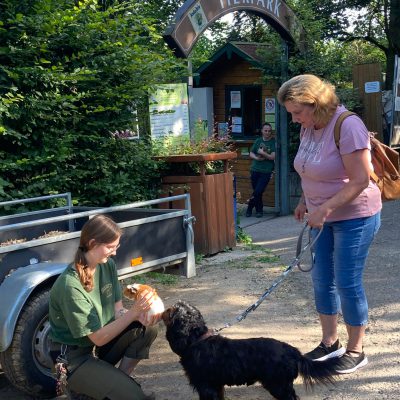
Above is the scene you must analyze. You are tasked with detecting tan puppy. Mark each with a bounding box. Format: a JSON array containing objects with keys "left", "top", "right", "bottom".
[{"left": 123, "top": 283, "right": 164, "bottom": 325}]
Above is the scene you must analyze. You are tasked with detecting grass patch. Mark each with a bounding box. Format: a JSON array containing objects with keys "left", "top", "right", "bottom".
[
  {"left": 242, "top": 243, "right": 263, "bottom": 251},
  {"left": 124, "top": 271, "right": 179, "bottom": 286},
  {"left": 255, "top": 250, "right": 280, "bottom": 263},
  {"left": 227, "top": 256, "right": 261, "bottom": 269},
  {"left": 227, "top": 248, "right": 280, "bottom": 269},
  {"left": 236, "top": 226, "right": 252, "bottom": 244},
  {"left": 195, "top": 253, "right": 204, "bottom": 264}
]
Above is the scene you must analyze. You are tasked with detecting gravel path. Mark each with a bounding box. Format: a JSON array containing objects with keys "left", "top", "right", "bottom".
[{"left": 1, "top": 201, "right": 399, "bottom": 399}]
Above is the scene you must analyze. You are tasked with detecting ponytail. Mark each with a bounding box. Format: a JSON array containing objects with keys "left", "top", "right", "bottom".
[{"left": 74, "top": 246, "right": 95, "bottom": 292}]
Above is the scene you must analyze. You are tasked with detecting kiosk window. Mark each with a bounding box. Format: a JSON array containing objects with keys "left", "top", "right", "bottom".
[{"left": 225, "top": 85, "right": 262, "bottom": 137}]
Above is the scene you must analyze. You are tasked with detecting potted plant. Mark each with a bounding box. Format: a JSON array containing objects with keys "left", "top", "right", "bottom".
[{"left": 154, "top": 126, "right": 237, "bottom": 255}]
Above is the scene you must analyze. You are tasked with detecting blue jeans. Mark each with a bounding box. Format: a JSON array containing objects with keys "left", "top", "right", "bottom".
[
  {"left": 310, "top": 213, "right": 381, "bottom": 326},
  {"left": 247, "top": 171, "right": 272, "bottom": 213}
]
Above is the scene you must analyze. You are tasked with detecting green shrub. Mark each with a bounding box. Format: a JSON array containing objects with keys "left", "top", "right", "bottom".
[{"left": 0, "top": 1, "right": 185, "bottom": 206}]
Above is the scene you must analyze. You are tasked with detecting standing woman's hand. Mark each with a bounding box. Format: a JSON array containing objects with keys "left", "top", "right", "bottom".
[
  {"left": 306, "top": 207, "right": 328, "bottom": 229},
  {"left": 294, "top": 202, "right": 307, "bottom": 222}
]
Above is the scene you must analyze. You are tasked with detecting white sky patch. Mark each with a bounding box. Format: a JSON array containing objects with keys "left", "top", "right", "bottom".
[
  {"left": 204, "top": 12, "right": 234, "bottom": 39},
  {"left": 221, "top": 12, "right": 234, "bottom": 24},
  {"left": 343, "top": 7, "right": 367, "bottom": 33}
]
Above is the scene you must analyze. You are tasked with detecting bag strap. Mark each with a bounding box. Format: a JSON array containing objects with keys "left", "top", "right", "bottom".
[
  {"left": 333, "top": 111, "right": 356, "bottom": 148},
  {"left": 333, "top": 111, "right": 380, "bottom": 184}
]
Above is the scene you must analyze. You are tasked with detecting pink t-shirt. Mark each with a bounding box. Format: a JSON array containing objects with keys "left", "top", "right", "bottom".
[{"left": 293, "top": 106, "right": 382, "bottom": 222}]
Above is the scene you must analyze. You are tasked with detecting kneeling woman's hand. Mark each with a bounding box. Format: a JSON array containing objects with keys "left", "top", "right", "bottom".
[
  {"left": 130, "top": 288, "right": 156, "bottom": 322},
  {"left": 138, "top": 312, "right": 162, "bottom": 327}
]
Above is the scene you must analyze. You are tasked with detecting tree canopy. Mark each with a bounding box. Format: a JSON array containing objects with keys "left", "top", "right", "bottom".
[{"left": 291, "top": 0, "right": 398, "bottom": 89}]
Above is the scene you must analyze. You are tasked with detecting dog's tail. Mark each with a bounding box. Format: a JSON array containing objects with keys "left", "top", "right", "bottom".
[{"left": 298, "top": 356, "right": 337, "bottom": 389}]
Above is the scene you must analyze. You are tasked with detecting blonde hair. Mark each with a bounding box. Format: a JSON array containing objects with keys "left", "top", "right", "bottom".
[
  {"left": 277, "top": 74, "right": 339, "bottom": 127},
  {"left": 75, "top": 214, "right": 122, "bottom": 292}
]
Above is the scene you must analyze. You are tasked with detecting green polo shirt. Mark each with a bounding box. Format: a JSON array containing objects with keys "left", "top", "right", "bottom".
[
  {"left": 49, "top": 259, "right": 122, "bottom": 347},
  {"left": 250, "top": 137, "right": 276, "bottom": 174}
]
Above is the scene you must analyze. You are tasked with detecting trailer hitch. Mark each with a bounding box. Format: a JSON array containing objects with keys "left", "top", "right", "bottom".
[
  {"left": 183, "top": 216, "right": 196, "bottom": 226},
  {"left": 183, "top": 216, "right": 196, "bottom": 245}
]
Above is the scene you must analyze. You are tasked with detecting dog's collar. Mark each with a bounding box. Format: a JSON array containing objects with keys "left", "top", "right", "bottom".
[
  {"left": 189, "top": 329, "right": 216, "bottom": 348},
  {"left": 199, "top": 329, "right": 215, "bottom": 341}
]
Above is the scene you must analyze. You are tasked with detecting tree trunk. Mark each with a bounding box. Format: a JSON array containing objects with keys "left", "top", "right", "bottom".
[{"left": 386, "top": 0, "right": 400, "bottom": 89}]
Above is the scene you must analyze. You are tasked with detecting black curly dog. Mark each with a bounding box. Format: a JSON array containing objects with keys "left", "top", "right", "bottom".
[{"left": 162, "top": 301, "right": 339, "bottom": 400}]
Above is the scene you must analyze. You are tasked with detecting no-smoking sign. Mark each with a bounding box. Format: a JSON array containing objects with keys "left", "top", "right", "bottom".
[{"left": 265, "top": 98, "right": 276, "bottom": 114}]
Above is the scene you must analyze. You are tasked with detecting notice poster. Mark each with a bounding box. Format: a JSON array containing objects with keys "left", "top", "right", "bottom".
[
  {"left": 230, "top": 91, "right": 241, "bottom": 108},
  {"left": 218, "top": 122, "right": 229, "bottom": 138},
  {"left": 149, "top": 83, "right": 190, "bottom": 139},
  {"left": 231, "top": 124, "right": 242, "bottom": 133},
  {"left": 265, "top": 98, "right": 276, "bottom": 114},
  {"left": 365, "top": 81, "right": 380, "bottom": 94}
]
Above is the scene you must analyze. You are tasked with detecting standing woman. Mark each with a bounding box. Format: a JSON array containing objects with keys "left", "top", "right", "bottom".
[
  {"left": 49, "top": 214, "right": 158, "bottom": 399},
  {"left": 246, "top": 122, "right": 276, "bottom": 218},
  {"left": 277, "top": 74, "right": 381, "bottom": 374}
]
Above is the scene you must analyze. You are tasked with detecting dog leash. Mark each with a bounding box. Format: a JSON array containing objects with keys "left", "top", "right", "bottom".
[{"left": 213, "top": 221, "right": 323, "bottom": 333}]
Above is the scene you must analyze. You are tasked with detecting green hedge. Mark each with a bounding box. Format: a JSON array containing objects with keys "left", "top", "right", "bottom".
[{"left": 0, "top": 0, "right": 185, "bottom": 207}]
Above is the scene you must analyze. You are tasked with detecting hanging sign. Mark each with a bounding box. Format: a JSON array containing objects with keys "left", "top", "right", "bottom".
[{"left": 188, "top": 3, "right": 208, "bottom": 34}]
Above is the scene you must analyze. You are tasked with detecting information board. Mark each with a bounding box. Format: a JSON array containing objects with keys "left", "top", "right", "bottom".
[{"left": 149, "top": 83, "right": 190, "bottom": 139}]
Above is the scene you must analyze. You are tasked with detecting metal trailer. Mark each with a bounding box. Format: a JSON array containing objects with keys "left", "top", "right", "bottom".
[{"left": 0, "top": 193, "right": 195, "bottom": 398}]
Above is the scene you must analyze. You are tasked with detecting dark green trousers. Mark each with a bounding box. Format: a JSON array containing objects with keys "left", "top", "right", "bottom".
[{"left": 66, "top": 322, "right": 158, "bottom": 400}]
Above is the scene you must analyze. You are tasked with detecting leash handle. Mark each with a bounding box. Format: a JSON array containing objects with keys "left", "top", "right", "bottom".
[{"left": 296, "top": 221, "right": 323, "bottom": 272}]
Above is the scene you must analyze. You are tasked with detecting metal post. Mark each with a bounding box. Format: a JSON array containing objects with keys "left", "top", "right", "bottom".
[
  {"left": 183, "top": 193, "right": 196, "bottom": 278},
  {"left": 66, "top": 192, "right": 74, "bottom": 233},
  {"left": 279, "top": 40, "right": 290, "bottom": 215},
  {"left": 390, "top": 54, "right": 399, "bottom": 147},
  {"left": 188, "top": 60, "right": 194, "bottom": 139}
]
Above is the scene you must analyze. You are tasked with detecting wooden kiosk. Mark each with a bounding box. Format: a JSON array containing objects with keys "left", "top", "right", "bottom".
[{"left": 194, "top": 42, "right": 279, "bottom": 210}]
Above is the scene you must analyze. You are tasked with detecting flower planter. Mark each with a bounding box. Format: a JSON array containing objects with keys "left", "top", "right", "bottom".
[{"left": 159, "top": 152, "right": 237, "bottom": 255}]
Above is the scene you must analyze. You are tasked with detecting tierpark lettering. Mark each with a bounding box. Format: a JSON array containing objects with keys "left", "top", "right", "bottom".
[{"left": 218, "top": 0, "right": 282, "bottom": 18}]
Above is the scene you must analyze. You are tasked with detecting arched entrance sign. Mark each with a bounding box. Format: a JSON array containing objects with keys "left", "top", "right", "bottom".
[
  {"left": 164, "top": 0, "right": 304, "bottom": 58},
  {"left": 163, "top": 0, "right": 304, "bottom": 215}
]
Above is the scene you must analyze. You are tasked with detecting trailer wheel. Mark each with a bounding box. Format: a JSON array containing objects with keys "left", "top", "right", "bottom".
[{"left": 0, "top": 287, "right": 58, "bottom": 398}]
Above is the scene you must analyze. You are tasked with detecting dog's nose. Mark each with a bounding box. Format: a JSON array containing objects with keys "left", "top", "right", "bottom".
[{"left": 161, "top": 308, "right": 173, "bottom": 323}]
